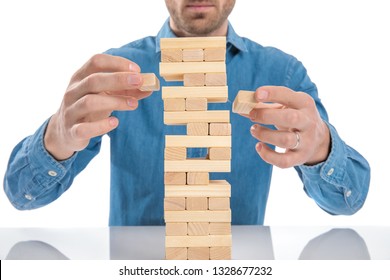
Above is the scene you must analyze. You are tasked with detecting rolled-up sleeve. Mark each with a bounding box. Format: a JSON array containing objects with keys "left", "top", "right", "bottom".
[
  {"left": 3, "top": 119, "right": 101, "bottom": 210},
  {"left": 296, "top": 122, "right": 370, "bottom": 215}
]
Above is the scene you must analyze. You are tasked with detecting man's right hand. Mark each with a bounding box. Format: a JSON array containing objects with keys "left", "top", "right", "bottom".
[{"left": 44, "top": 54, "right": 153, "bottom": 160}]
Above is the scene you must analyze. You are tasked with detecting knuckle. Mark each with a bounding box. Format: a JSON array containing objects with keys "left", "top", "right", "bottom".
[
  {"left": 78, "top": 94, "right": 95, "bottom": 110},
  {"left": 71, "top": 124, "right": 86, "bottom": 140},
  {"left": 63, "top": 90, "right": 74, "bottom": 106},
  {"left": 286, "top": 110, "right": 300, "bottom": 126},
  {"left": 301, "top": 93, "right": 315, "bottom": 108},
  {"left": 88, "top": 54, "right": 106, "bottom": 71},
  {"left": 63, "top": 82, "right": 81, "bottom": 106},
  {"left": 82, "top": 74, "right": 99, "bottom": 92}
]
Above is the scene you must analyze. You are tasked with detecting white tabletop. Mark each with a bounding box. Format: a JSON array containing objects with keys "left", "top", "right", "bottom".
[{"left": 0, "top": 226, "right": 389, "bottom": 260}]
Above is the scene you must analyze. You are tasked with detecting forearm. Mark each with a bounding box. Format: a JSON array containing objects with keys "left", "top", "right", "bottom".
[
  {"left": 3, "top": 119, "right": 101, "bottom": 210},
  {"left": 296, "top": 122, "right": 370, "bottom": 215}
]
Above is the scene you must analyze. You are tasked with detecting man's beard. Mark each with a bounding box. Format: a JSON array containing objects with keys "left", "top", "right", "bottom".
[
  {"left": 167, "top": 0, "right": 235, "bottom": 36},
  {"left": 181, "top": 13, "right": 221, "bottom": 35}
]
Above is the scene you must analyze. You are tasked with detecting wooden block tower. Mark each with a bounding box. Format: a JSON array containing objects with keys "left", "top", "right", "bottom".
[{"left": 160, "top": 37, "right": 232, "bottom": 260}]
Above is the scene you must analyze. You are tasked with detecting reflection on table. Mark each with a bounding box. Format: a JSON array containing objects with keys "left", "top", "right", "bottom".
[{"left": 1, "top": 226, "right": 388, "bottom": 260}]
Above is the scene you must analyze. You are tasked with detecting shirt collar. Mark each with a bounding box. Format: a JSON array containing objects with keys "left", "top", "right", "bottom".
[{"left": 155, "top": 18, "right": 248, "bottom": 53}]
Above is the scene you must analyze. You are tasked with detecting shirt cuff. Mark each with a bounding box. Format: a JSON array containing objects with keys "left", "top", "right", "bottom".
[
  {"left": 26, "top": 119, "right": 77, "bottom": 191},
  {"left": 297, "top": 121, "right": 359, "bottom": 206}
]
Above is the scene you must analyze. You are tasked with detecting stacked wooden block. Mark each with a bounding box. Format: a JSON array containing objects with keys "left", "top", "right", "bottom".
[
  {"left": 232, "top": 90, "right": 284, "bottom": 115},
  {"left": 160, "top": 37, "right": 232, "bottom": 260}
]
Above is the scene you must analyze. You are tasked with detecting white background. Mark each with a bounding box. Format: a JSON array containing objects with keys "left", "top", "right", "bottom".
[{"left": 0, "top": 0, "right": 388, "bottom": 227}]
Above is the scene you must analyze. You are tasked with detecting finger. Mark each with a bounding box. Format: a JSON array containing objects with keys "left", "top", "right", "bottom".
[
  {"left": 66, "top": 72, "right": 143, "bottom": 102},
  {"left": 250, "top": 124, "right": 299, "bottom": 149},
  {"left": 106, "top": 89, "right": 153, "bottom": 100},
  {"left": 72, "top": 54, "right": 141, "bottom": 82},
  {"left": 255, "top": 142, "right": 305, "bottom": 168},
  {"left": 70, "top": 116, "right": 120, "bottom": 144},
  {"left": 249, "top": 107, "right": 308, "bottom": 130},
  {"left": 254, "top": 86, "right": 315, "bottom": 110},
  {"left": 238, "top": 112, "right": 250, "bottom": 119},
  {"left": 237, "top": 105, "right": 284, "bottom": 120},
  {"left": 64, "top": 95, "right": 138, "bottom": 126},
  {"left": 72, "top": 94, "right": 139, "bottom": 117}
]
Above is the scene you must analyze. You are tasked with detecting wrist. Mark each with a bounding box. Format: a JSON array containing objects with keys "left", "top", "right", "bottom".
[
  {"left": 305, "top": 121, "right": 331, "bottom": 166},
  {"left": 44, "top": 115, "right": 74, "bottom": 161}
]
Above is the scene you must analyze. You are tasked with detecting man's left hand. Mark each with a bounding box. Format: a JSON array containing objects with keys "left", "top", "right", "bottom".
[{"left": 247, "top": 86, "right": 331, "bottom": 168}]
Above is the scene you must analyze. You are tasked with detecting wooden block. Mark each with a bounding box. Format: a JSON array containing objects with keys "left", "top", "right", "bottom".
[
  {"left": 160, "top": 37, "right": 226, "bottom": 50},
  {"left": 209, "top": 197, "right": 230, "bottom": 210},
  {"left": 232, "top": 90, "right": 256, "bottom": 114},
  {"left": 140, "top": 73, "right": 160, "bottom": 91},
  {"left": 165, "top": 147, "right": 186, "bottom": 160},
  {"left": 187, "top": 123, "right": 209, "bottom": 136},
  {"left": 209, "top": 123, "right": 231, "bottom": 136},
  {"left": 165, "top": 180, "right": 231, "bottom": 198},
  {"left": 164, "top": 197, "right": 186, "bottom": 211},
  {"left": 165, "top": 210, "right": 231, "bottom": 223},
  {"left": 205, "top": 73, "right": 227, "bottom": 86},
  {"left": 159, "top": 62, "right": 225, "bottom": 80},
  {"left": 164, "top": 172, "right": 186, "bottom": 185},
  {"left": 164, "top": 98, "right": 185, "bottom": 111},
  {"left": 209, "top": 147, "right": 231, "bottom": 160},
  {"left": 166, "top": 235, "right": 232, "bottom": 247},
  {"left": 161, "top": 49, "right": 183, "bottom": 62},
  {"left": 188, "top": 247, "right": 209, "bottom": 260},
  {"left": 186, "top": 197, "right": 208, "bottom": 210},
  {"left": 165, "top": 136, "right": 231, "bottom": 148},
  {"left": 166, "top": 247, "right": 187, "bottom": 260},
  {"left": 187, "top": 172, "right": 209, "bottom": 185},
  {"left": 162, "top": 86, "right": 228, "bottom": 103},
  {"left": 209, "top": 223, "right": 231, "bottom": 235},
  {"left": 232, "top": 90, "right": 283, "bottom": 114},
  {"left": 166, "top": 222, "right": 187, "bottom": 236},
  {"left": 188, "top": 222, "right": 209, "bottom": 236},
  {"left": 185, "top": 97, "right": 207, "bottom": 111},
  {"left": 183, "top": 49, "right": 204, "bottom": 62},
  {"left": 210, "top": 246, "right": 231, "bottom": 260},
  {"left": 165, "top": 159, "right": 230, "bottom": 172},
  {"left": 183, "top": 73, "right": 205, "bottom": 87},
  {"left": 161, "top": 74, "right": 183, "bottom": 81},
  {"left": 164, "top": 111, "right": 230, "bottom": 125},
  {"left": 204, "top": 48, "right": 226, "bottom": 61}
]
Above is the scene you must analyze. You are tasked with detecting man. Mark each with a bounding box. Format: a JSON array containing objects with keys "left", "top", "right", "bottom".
[{"left": 3, "top": 0, "right": 370, "bottom": 225}]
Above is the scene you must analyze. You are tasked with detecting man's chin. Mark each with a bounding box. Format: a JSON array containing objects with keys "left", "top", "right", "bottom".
[
  {"left": 185, "top": 11, "right": 209, "bottom": 20},
  {"left": 183, "top": 18, "right": 215, "bottom": 33}
]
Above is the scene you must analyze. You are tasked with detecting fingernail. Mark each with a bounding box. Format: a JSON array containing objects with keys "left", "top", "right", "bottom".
[
  {"left": 127, "top": 98, "right": 137, "bottom": 108},
  {"left": 256, "top": 90, "right": 269, "bottom": 101},
  {"left": 109, "top": 117, "right": 118, "bottom": 127},
  {"left": 128, "top": 74, "right": 142, "bottom": 85},
  {"left": 256, "top": 142, "right": 262, "bottom": 151},
  {"left": 129, "top": 63, "right": 140, "bottom": 72},
  {"left": 249, "top": 110, "right": 257, "bottom": 121},
  {"left": 250, "top": 124, "right": 258, "bottom": 134}
]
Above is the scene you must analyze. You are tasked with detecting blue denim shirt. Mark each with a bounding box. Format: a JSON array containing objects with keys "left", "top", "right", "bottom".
[{"left": 3, "top": 20, "right": 370, "bottom": 225}]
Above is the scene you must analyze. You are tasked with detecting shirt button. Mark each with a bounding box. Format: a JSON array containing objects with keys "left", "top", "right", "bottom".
[
  {"left": 327, "top": 168, "right": 334, "bottom": 176},
  {"left": 24, "top": 194, "right": 33, "bottom": 200},
  {"left": 346, "top": 190, "right": 352, "bottom": 197},
  {"left": 48, "top": 170, "right": 58, "bottom": 177}
]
